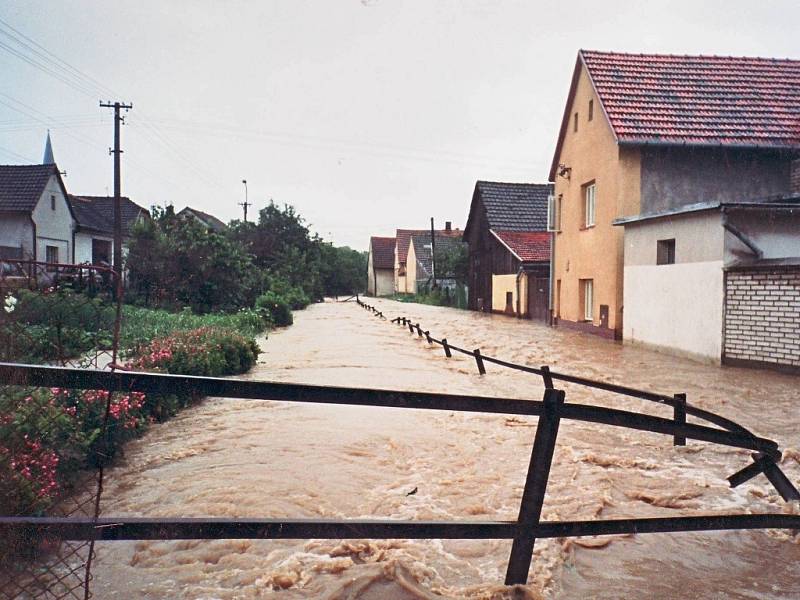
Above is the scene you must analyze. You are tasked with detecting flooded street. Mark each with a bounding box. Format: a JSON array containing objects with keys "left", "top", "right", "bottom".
[{"left": 91, "top": 299, "right": 800, "bottom": 599}]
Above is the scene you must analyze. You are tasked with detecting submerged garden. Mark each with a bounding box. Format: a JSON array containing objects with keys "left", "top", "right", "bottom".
[{"left": 0, "top": 201, "right": 367, "bottom": 524}]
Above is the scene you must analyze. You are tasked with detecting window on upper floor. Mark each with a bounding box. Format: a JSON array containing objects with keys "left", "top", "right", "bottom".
[
  {"left": 573, "top": 112, "right": 578, "bottom": 132},
  {"left": 583, "top": 182, "right": 596, "bottom": 228},
  {"left": 50, "top": 195, "right": 56, "bottom": 210},
  {"left": 657, "top": 239, "right": 676, "bottom": 265},
  {"left": 547, "top": 194, "right": 562, "bottom": 232},
  {"left": 588, "top": 99, "right": 594, "bottom": 121}
]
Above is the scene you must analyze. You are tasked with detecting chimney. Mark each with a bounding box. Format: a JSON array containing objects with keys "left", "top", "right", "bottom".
[{"left": 445, "top": 221, "right": 452, "bottom": 232}]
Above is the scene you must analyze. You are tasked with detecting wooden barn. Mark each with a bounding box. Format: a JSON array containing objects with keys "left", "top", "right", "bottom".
[{"left": 463, "top": 181, "right": 553, "bottom": 320}]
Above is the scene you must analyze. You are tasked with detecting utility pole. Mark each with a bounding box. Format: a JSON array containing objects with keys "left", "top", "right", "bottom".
[
  {"left": 240, "top": 179, "right": 251, "bottom": 222},
  {"left": 430, "top": 217, "right": 437, "bottom": 289},
  {"left": 100, "top": 100, "right": 132, "bottom": 282}
]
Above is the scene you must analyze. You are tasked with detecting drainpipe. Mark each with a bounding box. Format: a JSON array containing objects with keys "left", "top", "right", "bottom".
[
  {"left": 515, "top": 265, "right": 525, "bottom": 318},
  {"left": 722, "top": 211, "right": 763, "bottom": 260},
  {"left": 548, "top": 230, "right": 555, "bottom": 326}
]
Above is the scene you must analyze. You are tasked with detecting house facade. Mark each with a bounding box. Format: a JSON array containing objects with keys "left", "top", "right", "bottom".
[
  {"left": 0, "top": 164, "right": 75, "bottom": 264},
  {"left": 367, "top": 236, "right": 395, "bottom": 296},
  {"left": 394, "top": 223, "right": 460, "bottom": 294},
  {"left": 549, "top": 50, "right": 800, "bottom": 340},
  {"left": 406, "top": 234, "right": 467, "bottom": 295},
  {"left": 463, "top": 181, "right": 552, "bottom": 319},
  {"left": 617, "top": 200, "right": 800, "bottom": 366},
  {"left": 69, "top": 195, "right": 150, "bottom": 265}
]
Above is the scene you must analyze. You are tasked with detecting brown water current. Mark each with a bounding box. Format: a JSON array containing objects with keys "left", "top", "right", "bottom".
[{"left": 91, "top": 299, "right": 800, "bottom": 599}]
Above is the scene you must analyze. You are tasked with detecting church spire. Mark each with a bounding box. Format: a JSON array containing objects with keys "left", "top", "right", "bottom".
[{"left": 42, "top": 130, "right": 54, "bottom": 164}]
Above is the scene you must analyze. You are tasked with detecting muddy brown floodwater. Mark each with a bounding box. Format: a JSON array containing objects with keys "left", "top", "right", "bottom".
[{"left": 91, "top": 299, "right": 800, "bottom": 599}]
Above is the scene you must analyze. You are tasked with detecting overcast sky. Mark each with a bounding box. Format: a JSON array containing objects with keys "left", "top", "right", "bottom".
[{"left": 1, "top": 0, "right": 798, "bottom": 249}]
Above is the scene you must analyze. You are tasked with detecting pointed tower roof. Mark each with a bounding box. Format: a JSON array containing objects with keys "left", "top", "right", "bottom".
[{"left": 42, "top": 130, "right": 54, "bottom": 165}]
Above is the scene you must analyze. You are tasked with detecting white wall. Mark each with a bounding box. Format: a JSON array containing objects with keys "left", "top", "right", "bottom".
[
  {"left": 374, "top": 269, "right": 394, "bottom": 296},
  {"left": 724, "top": 210, "right": 800, "bottom": 263},
  {"left": 31, "top": 175, "right": 73, "bottom": 263},
  {"left": 622, "top": 211, "right": 725, "bottom": 362},
  {"left": 0, "top": 214, "right": 33, "bottom": 257},
  {"left": 74, "top": 232, "right": 114, "bottom": 264},
  {"left": 624, "top": 261, "right": 724, "bottom": 361}
]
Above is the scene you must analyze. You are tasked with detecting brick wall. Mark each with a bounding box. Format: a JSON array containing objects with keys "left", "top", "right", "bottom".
[{"left": 724, "top": 266, "right": 800, "bottom": 370}]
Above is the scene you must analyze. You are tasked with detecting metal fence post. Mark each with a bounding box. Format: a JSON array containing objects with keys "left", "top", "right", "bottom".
[
  {"left": 505, "top": 387, "right": 565, "bottom": 585},
  {"left": 442, "top": 338, "right": 452, "bottom": 357},
  {"left": 474, "top": 349, "right": 486, "bottom": 375},
  {"left": 673, "top": 393, "right": 686, "bottom": 446},
  {"left": 541, "top": 365, "right": 554, "bottom": 389}
]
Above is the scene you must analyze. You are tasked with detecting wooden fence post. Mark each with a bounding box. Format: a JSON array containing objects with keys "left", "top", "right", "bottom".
[
  {"left": 442, "top": 338, "right": 452, "bottom": 358},
  {"left": 473, "top": 349, "right": 486, "bottom": 375},
  {"left": 504, "top": 387, "right": 565, "bottom": 585},
  {"left": 424, "top": 331, "right": 431, "bottom": 343}
]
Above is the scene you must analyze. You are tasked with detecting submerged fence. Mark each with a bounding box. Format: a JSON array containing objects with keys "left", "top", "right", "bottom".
[{"left": 1, "top": 292, "right": 799, "bottom": 596}]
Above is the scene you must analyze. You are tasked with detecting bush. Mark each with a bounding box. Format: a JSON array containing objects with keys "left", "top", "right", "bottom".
[
  {"left": 0, "top": 289, "right": 114, "bottom": 363},
  {"left": 256, "top": 291, "right": 293, "bottom": 327},
  {"left": 127, "top": 327, "right": 260, "bottom": 377}
]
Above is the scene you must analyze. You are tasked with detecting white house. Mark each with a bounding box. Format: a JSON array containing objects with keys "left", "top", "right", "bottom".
[
  {"left": 69, "top": 195, "right": 149, "bottom": 265},
  {"left": 615, "top": 198, "right": 800, "bottom": 370},
  {"left": 0, "top": 163, "right": 75, "bottom": 265}
]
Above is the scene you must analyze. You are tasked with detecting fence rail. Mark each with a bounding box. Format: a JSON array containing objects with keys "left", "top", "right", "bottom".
[
  {"left": 2, "top": 294, "right": 799, "bottom": 594},
  {"left": 1, "top": 355, "right": 799, "bottom": 587}
]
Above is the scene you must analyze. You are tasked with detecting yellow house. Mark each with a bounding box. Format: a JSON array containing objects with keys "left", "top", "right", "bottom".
[{"left": 549, "top": 50, "right": 800, "bottom": 339}]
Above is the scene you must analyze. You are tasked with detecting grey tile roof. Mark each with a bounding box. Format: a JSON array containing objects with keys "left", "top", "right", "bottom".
[
  {"left": 476, "top": 181, "right": 553, "bottom": 232},
  {"left": 68, "top": 195, "right": 150, "bottom": 236},
  {"left": 0, "top": 164, "right": 58, "bottom": 212},
  {"left": 411, "top": 234, "right": 466, "bottom": 279}
]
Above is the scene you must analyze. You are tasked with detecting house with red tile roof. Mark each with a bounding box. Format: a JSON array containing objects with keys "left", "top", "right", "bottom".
[
  {"left": 549, "top": 50, "right": 800, "bottom": 341},
  {"left": 462, "top": 181, "right": 553, "bottom": 319},
  {"left": 367, "top": 235, "right": 395, "bottom": 296}
]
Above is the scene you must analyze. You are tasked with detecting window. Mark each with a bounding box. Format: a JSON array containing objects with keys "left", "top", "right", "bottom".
[
  {"left": 583, "top": 182, "right": 596, "bottom": 228},
  {"left": 50, "top": 195, "right": 56, "bottom": 210},
  {"left": 548, "top": 194, "right": 563, "bottom": 232},
  {"left": 92, "top": 239, "right": 111, "bottom": 265},
  {"left": 581, "top": 279, "right": 594, "bottom": 321},
  {"left": 573, "top": 112, "right": 578, "bottom": 132},
  {"left": 657, "top": 239, "right": 676, "bottom": 265},
  {"left": 588, "top": 99, "right": 594, "bottom": 121},
  {"left": 45, "top": 245, "right": 59, "bottom": 271}
]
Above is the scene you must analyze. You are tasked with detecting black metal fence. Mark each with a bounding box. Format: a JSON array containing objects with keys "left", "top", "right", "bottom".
[
  {"left": 1, "top": 289, "right": 798, "bottom": 596},
  {"left": 0, "top": 260, "right": 122, "bottom": 600}
]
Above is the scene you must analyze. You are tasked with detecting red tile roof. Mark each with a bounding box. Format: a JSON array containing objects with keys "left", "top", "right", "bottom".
[
  {"left": 491, "top": 230, "right": 550, "bottom": 263},
  {"left": 369, "top": 236, "right": 396, "bottom": 270},
  {"left": 550, "top": 50, "right": 800, "bottom": 178},
  {"left": 395, "top": 228, "right": 461, "bottom": 264}
]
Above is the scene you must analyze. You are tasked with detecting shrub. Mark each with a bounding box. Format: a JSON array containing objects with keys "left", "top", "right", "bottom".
[
  {"left": 127, "top": 326, "right": 260, "bottom": 377},
  {"left": 256, "top": 291, "right": 293, "bottom": 327}
]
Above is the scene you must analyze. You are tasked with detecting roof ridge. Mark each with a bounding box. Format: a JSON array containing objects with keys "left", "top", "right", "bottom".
[{"left": 580, "top": 48, "right": 800, "bottom": 63}]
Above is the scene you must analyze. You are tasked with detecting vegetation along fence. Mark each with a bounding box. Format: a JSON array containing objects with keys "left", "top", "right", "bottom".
[
  {"left": 1, "top": 259, "right": 122, "bottom": 600},
  {"left": 1, "top": 285, "right": 799, "bottom": 597}
]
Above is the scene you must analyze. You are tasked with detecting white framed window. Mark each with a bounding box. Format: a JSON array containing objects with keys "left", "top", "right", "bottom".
[
  {"left": 584, "top": 183, "right": 596, "bottom": 228},
  {"left": 547, "top": 194, "right": 562, "bottom": 232},
  {"left": 581, "top": 279, "right": 593, "bottom": 321}
]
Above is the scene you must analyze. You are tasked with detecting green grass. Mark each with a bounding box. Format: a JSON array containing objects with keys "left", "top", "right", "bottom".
[{"left": 120, "top": 305, "right": 266, "bottom": 352}]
